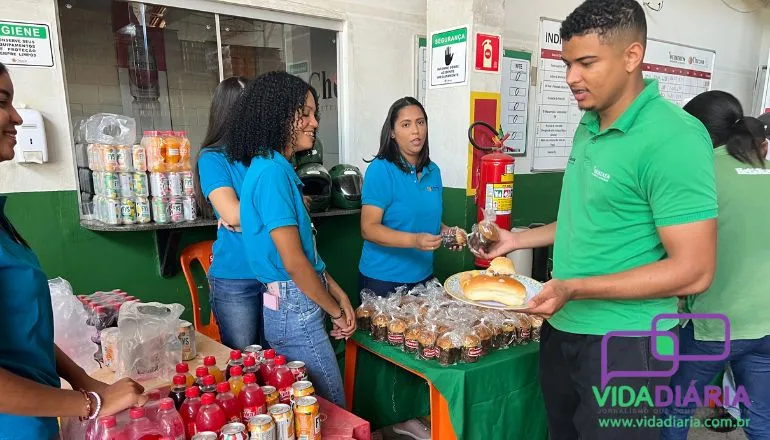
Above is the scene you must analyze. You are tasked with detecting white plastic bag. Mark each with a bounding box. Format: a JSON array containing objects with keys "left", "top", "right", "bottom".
[
  {"left": 84, "top": 113, "right": 137, "bottom": 145},
  {"left": 48, "top": 277, "right": 100, "bottom": 374},
  {"left": 115, "top": 301, "right": 184, "bottom": 382}
]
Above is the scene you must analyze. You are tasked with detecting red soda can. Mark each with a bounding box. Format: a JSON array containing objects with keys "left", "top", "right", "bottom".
[
  {"left": 219, "top": 422, "right": 249, "bottom": 440},
  {"left": 286, "top": 361, "right": 307, "bottom": 382}
]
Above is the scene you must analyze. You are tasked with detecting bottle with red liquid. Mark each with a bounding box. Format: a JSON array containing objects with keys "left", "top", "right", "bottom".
[
  {"left": 258, "top": 349, "right": 276, "bottom": 385},
  {"left": 239, "top": 373, "right": 266, "bottom": 423},
  {"left": 195, "top": 393, "right": 226, "bottom": 434},
  {"left": 215, "top": 381, "right": 242, "bottom": 423},
  {"left": 179, "top": 387, "right": 201, "bottom": 440},
  {"left": 200, "top": 375, "right": 217, "bottom": 395},
  {"left": 194, "top": 366, "right": 208, "bottom": 387},
  {"left": 126, "top": 406, "right": 162, "bottom": 440},
  {"left": 96, "top": 415, "right": 126, "bottom": 440},
  {"left": 168, "top": 375, "right": 187, "bottom": 410},
  {"left": 243, "top": 356, "right": 258, "bottom": 379},
  {"left": 156, "top": 398, "right": 185, "bottom": 440},
  {"left": 176, "top": 363, "right": 195, "bottom": 388},
  {"left": 225, "top": 350, "right": 244, "bottom": 381},
  {"left": 144, "top": 389, "right": 163, "bottom": 421},
  {"left": 267, "top": 355, "right": 294, "bottom": 405}
]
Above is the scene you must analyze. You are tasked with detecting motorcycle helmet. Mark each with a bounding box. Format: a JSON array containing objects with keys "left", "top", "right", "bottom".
[
  {"left": 294, "top": 138, "right": 324, "bottom": 169},
  {"left": 297, "top": 162, "right": 331, "bottom": 213},
  {"left": 329, "top": 164, "right": 363, "bottom": 209}
]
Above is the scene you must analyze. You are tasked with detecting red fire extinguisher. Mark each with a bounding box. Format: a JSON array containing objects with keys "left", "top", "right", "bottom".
[{"left": 468, "top": 121, "right": 515, "bottom": 268}]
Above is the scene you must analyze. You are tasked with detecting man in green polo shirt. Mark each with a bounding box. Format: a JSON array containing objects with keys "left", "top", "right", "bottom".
[{"left": 484, "top": 1, "right": 717, "bottom": 439}]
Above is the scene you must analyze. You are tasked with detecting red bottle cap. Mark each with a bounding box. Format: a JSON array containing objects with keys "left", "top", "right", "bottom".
[
  {"left": 230, "top": 350, "right": 242, "bottom": 361},
  {"left": 185, "top": 386, "right": 200, "bottom": 398},
  {"left": 244, "top": 357, "right": 256, "bottom": 367},
  {"left": 98, "top": 416, "right": 117, "bottom": 428},
  {"left": 203, "top": 375, "right": 216, "bottom": 386},
  {"left": 274, "top": 356, "right": 286, "bottom": 366},
  {"left": 201, "top": 393, "right": 215, "bottom": 405},
  {"left": 204, "top": 356, "right": 216, "bottom": 367},
  {"left": 95, "top": 305, "right": 108, "bottom": 314},
  {"left": 176, "top": 363, "right": 189, "bottom": 374},
  {"left": 196, "top": 366, "right": 208, "bottom": 378},
  {"left": 159, "top": 398, "right": 174, "bottom": 410},
  {"left": 230, "top": 366, "right": 243, "bottom": 377},
  {"left": 243, "top": 373, "right": 256, "bottom": 384},
  {"left": 129, "top": 407, "right": 145, "bottom": 419},
  {"left": 216, "top": 382, "right": 230, "bottom": 393},
  {"left": 263, "top": 349, "right": 276, "bottom": 359},
  {"left": 173, "top": 374, "right": 186, "bottom": 386}
]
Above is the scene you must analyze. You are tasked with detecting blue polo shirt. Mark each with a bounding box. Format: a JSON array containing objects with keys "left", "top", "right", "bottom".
[
  {"left": 198, "top": 148, "right": 255, "bottom": 279},
  {"left": 0, "top": 196, "right": 60, "bottom": 440},
  {"left": 241, "top": 153, "right": 325, "bottom": 283},
  {"left": 359, "top": 158, "right": 443, "bottom": 283}
]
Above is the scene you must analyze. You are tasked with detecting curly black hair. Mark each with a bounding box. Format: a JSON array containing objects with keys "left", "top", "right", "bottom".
[
  {"left": 560, "top": 0, "right": 646, "bottom": 45},
  {"left": 224, "top": 71, "right": 319, "bottom": 166}
]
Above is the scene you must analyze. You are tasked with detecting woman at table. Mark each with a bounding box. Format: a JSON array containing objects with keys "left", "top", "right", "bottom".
[
  {"left": 195, "top": 76, "right": 271, "bottom": 350},
  {"left": 225, "top": 71, "right": 355, "bottom": 407},
  {"left": 661, "top": 91, "right": 770, "bottom": 440},
  {"left": 0, "top": 62, "right": 146, "bottom": 439},
  {"left": 359, "top": 96, "right": 462, "bottom": 298}
]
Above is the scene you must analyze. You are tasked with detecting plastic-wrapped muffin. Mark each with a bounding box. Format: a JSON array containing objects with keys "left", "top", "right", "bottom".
[
  {"left": 355, "top": 305, "right": 374, "bottom": 333},
  {"left": 473, "top": 323, "right": 493, "bottom": 355},
  {"left": 461, "top": 333, "right": 482, "bottom": 363},
  {"left": 467, "top": 221, "right": 500, "bottom": 255},
  {"left": 515, "top": 313, "right": 532, "bottom": 344},
  {"left": 371, "top": 313, "right": 389, "bottom": 342},
  {"left": 387, "top": 318, "right": 407, "bottom": 347},
  {"left": 404, "top": 324, "right": 421, "bottom": 353},
  {"left": 500, "top": 318, "right": 518, "bottom": 348},
  {"left": 442, "top": 227, "right": 468, "bottom": 249},
  {"left": 529, "top": 315, "right": 543, "bottom": 342},
  {"left": 436, "top": 332, "right": 461, "bottom": 366},
  {"left": 417, "top": 328, "right": 438, "bottom": 361}
]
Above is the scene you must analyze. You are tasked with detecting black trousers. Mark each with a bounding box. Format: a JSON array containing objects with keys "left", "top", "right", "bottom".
[{"left": 540, "top": 321, "right": 676, "bottom": 440}]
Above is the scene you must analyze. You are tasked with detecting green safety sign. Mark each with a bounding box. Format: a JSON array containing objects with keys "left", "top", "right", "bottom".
[{"left": 0, "top": 21, "right": 54, "bottom": 67}]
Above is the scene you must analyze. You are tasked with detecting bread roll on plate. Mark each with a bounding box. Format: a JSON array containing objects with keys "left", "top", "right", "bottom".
[
  {"left": 488, "top": 257, "right": 516, "bottom": 275},
  {"left": 461, "top": 274, "right": 527, "bottom": 306}
]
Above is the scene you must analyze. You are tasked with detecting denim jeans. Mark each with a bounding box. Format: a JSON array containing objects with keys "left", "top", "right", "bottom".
[
  {"left": 661, "top": 323, "right": 770, "bottom": 440},
  {"left": 208, "top": 276, "right": 269, "bottom": 350},
  {"left": 358, "top": 272, "right": 436, "bottom": 299},
  {"left": 262, "top": 276, "right": 345, "bottom": 407}
]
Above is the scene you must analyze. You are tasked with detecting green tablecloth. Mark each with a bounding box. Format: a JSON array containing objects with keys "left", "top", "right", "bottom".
[{"left": 351, "top": 331, "right": 548, "bottom": 440}]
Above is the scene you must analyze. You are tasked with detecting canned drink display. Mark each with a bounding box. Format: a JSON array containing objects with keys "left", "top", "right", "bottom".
[
  {"left": 183, "top": 196, "right": 197, "bottom": 221},
  {"left": 102, "top": 145, "right": 118, "bottom": 172},
  {"left": 262, "top": 386, "right": 279, "bottom": 409},
  {"left": 135, "top": 197, "right": 152, "bottom": 224},
  {"left": 118, "top": 173, "right": 134, "bottom": 197},
  {"left": 150, "top": 172, "right": 171, "bottom": 197},
  {"left": 182, "top": 171, "right": 195, "bottom": 196},
  {"left": 168, "top": 171, "right": 183, "bottom": 196},
  {"left": 293, "top": 396, "right": 320, "bottom": 440},
  {"left": 286, "top": 361, "right": 307, "bottom": 382},
  {"left": 191, "top": 433, "right": 219, "bottom": 440},
  {"left": 289, "top": 381, "right": 314, "bottom": 408},
  {"left": 132, "top": 144, "right": 147, "bottom": 172},
  {"left": 116, "top": 145, "right": 133, "bottom": 172},
  {"left": 169, "top": 197, "right": 184, "bottom": 223},
  {"left": 132, "top": 172, "right": 149, "bottom": 197},
  {"left": 120, "top": 198, "right": 137, "bottom": 225},
  {"left": 102, "top": 172, "right": 119, "bottom": 198},
  {"left": 268, "top": 404, "right": 294, "bottom": 440},
  {"left": 220, "top": 422, "right": 249, "bottom": 440},
  {"left": 100, "top": 196, "right": 121, "bottom": 225},
  {"left": 151, "top": 197, "right": 170, "bottom": 224},
  {"left": 248, "top": 414, "right": 276, "bottom": 440},
  {"left": 178, "top": 320, "right": 197, "bottom": 361}
]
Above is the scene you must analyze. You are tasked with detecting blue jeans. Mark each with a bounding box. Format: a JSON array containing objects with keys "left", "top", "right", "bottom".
[
  {"left": 358, "top": 272, "right": 436, "bottom": 299},
  {"left": 661, "top": 323, "right": 770, "bottom": 440},
  {"left": 262, "top": 276, "right": 345, "bottom": 408},
  {"left": 208, "top": 276, "right": 269, "bottom": 350}
]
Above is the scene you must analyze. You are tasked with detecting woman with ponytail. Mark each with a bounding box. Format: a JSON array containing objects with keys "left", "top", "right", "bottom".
[{"left": 661, "top": 91, "right": 770, "bottom": 440}]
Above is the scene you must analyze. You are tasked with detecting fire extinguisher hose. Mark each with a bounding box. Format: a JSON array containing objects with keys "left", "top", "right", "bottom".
[{"left": 468, "top": 120, "right": 500, "bottom": 152}]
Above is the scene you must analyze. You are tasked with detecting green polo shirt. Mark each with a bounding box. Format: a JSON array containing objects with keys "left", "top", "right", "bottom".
[
  {"left": 549, "top": 79, "right": 717, "bottom": 335},
  {"left": 685, "top": 147, "right": 770, "bottom": 341}
]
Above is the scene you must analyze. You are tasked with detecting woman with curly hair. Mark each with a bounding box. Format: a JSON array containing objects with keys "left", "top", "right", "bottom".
[{"left": 226, "top": 71, "right": 355, "bottom": 406}]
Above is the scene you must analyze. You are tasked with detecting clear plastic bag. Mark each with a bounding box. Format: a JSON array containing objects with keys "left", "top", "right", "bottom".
[
  {"left": 48, "top": 278, "right": 101, "bottom": 374},
  {"left": 116, "top": 301, "right": 184, "bottom": 382},
  {"left": 85, "top": 113, "right": 137, "bottom": 146},
  {"left": 467, "top": 207, "right": 501, "bottom": 256}
]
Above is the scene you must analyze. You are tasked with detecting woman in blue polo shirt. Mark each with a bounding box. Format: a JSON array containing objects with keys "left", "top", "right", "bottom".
[
  {"left": 225, "top": 71, "right": 355, "bottom": 407},
  {"left": 195, "top": 76, "right": 272, "bottom": 350},
  {"left": 0, "top": 62, "right": 145, "bottom": 439},
  {"left": 359, "top": 97, "right": 460, "bottom": 297}
]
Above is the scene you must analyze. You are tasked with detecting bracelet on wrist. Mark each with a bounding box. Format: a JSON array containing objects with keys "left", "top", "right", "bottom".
[
  {"left": 79, "top": 390, "right": 102, "bottom": 421},
  {"left": 330, "top": 306, "right": 344, "bottom": 320}
]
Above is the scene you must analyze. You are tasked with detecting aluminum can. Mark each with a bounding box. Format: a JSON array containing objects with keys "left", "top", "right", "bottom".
[
  {"left": 119, "top": 173, "right": 133, "bottom": 197},
  {"left": 192, "top": 433, "right": 219, "bottom": 440},
  {"left": 150, "top": 172, "right": 171, "bottom": 197},
  {"left": 219, "top": 422, "right": 248, "bottom": 440},
  {"left": 135, "top": 197, "right": 151, "bottom": 224},
  {"left": 178, "top": 320, "right": 197, "bottom": 361},
  {"left": 120, "top": 197, "right": 137, "bottom": 225},
  {"left": 116, "top": 145, "right": 133, "bottom": 172},
  {"left": 182, "top": 171, "right": 195, "bottom": 196},
  {"left": 152, "top": 197, "right": 170, "bottom": 224},
  {"left": 103, "top": 172, "right": 119, "bottom": 198},
  {"left": 286, "top": 361, "right": 307, "bottom": 382},
  {"left": 169, "top": 197, "right": 184, "bottom": 223},
  {"left": 294, "top": 396, "right": 320, "bottom": 440},
  {"left": 168, "top": 171, "right": 184, "bottom": 196},
  {"left": 262, "top": 386, "right": 279, "bottom": 409},
  {"left": 268, "top": 404, "right": 294, "bottom": 440},
  {"left": 183, "top": 196, "right": 198, "bottom": 221},
  {"left": 132, "top": 172, "right": 149, "bottom": 197},
  {"left": 247, "top": 414, "right": 276, "bottom": 440}
]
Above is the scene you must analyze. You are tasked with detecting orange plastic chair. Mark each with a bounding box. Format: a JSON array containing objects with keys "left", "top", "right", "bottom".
[{"left": 180, "top": 240, "right": 221, "bottom": 342}]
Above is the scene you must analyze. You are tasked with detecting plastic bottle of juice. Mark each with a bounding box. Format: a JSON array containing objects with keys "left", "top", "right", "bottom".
[
  {"left": 142, "top": 131, "right": 163, "bottom": 173},
  {"left": 215, "top": 382, "right": 242, "bottom": 423},
  {"left": 267, "top": 356, "right": 294, "bottom": 405},
  {"left": 144, "top": 389, "right": 163, "bottom": 421},
  {"left": 239, "top": 373, "right": 266, "bottom": 423},
  {"left": 126, "top": 406, "right": 162, "bottom": 440},
  {"left": 203, "top": 356, "right": 225, "bottom": 383},
  {"left": 243, "top": 356, "right": 258, "bottom": 379},
  {"left": 96, "top": 415, "right": 126, "bottom": 440},
  {"left": 228, "top": 366, "right": 245, "bottom": 398},
  {"left": 173, "top": 130, "right": 191, "bottom": 171},
  {"left": 258, "top": 350, "right": 276, "bottom": 386},
  {"left": 195, "top": 393, "right": 226, "bottom": 434},
  {"left": 176, "top": 363, "right": 195, "bottom": 388},
  {"left": 163, "top": 131, "right": 180, "bottom": 170},
  {"left": 179, "top": 387, "right": 201, "bottom": 440},
  {"left": 200, "top": 375, "right": 217, "bottom": 395},
  {"left": 194, "top": 366, "right": 208, "bottom": 387},
  {"left": 225, "top": 350, "right": 244, "bottom": 381},
  {"left": 156, "top": 398, "right": 185, "bottom": 440},
  {"left": 168, "top": 375, "right": 187, "bottom": 410}
]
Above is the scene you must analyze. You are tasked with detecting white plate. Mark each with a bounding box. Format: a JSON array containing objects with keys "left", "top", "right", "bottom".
[{"left": 443, "top": 271, "right": 543, "bottom": 310}]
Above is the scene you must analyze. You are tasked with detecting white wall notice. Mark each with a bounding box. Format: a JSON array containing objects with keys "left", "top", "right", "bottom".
[
  {"left": 429, "top": 25, "right": 468, "bottom": 89},
  {"left": 500, "top": 50, "right": 532, "bottom": 155},
  {"left": 642, "top": 39, "right": 714, "bottom": 108},
  {"left": 0, "top": 21, "right": 54, "bottom": 68}
]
